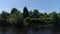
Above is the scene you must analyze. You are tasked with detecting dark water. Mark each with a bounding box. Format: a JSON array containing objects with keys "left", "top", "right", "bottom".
[{"left": 0, "top": 26, "right": 60, "bottom": 34}]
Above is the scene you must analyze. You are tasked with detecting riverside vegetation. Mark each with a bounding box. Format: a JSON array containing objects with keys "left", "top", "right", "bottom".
[{"left": 0, "top": 7, "right": 60, "bottom": 28}]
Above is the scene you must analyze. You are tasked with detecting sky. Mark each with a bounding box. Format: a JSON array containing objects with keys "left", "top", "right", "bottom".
[{"left": 0, "top": 0, "right": 60, "bottom": 13}]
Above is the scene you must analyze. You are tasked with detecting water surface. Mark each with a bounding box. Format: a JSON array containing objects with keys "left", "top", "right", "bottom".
[{"left": 0, "top": 26, "right": 60, "bottom": 34}]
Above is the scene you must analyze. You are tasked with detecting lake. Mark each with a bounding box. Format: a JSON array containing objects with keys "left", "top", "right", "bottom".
[{"left": 0, "top": 26, "right": 60, "bottom": 34}]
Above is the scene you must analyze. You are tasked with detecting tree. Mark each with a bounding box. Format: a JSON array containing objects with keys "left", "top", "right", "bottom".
[
  {"left": 33, "top": 9, "right": 39, "bottom": 14},
  {"left": 29, "top": 10, "right": 33, "bottom": 17},
  {"left": 11, "top": 8, "right": 18, "bottom": 14},
  {"left": 50, "top": 11, "right": 58, "bottom": 26},
  {"left": 31, "top": 9, "right": 39, "bottom": 18},
  {"left": 1, "top": 11, "right": 10, "bottom": 19},
  {"left": 0, "top": 11, "right": 10, "bottom": 26},
  {"left": 29, "top": 10, "right": 32, "bottom": 14},
  {"left": 23, "top": 7, "right": 29, "bottom": 18},
  {"left": 9, "top": 8, "right": 24, "bottom": 26},
  {"left": 24, "top": 17, "right": 30, "bottom": 26}
]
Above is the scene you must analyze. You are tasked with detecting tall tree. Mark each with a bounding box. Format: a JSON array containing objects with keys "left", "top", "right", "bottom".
[{"left": 23, "top": 7, "right": 29, "bottom": 18}]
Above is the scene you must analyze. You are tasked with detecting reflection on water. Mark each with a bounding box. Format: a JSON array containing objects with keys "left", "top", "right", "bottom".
[
  {"left": 28, "top": 29, "right": 52, "bottom": 34},
  {"left": 0, "top": 27, "right": 60, "bottom": 34},
  {"left": 27, "top": 27, "right": 52, "bottom": 34}
]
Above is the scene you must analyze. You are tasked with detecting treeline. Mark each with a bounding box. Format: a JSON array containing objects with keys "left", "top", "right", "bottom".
[{"left": 0, "top": 7, "right": 60, "bottom": 27}]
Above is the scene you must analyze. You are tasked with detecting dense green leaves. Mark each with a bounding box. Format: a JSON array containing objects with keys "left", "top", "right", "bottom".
[
  {"left": 0, "top": 7, "right": 60, "bottom": 27},
  {"left": 1, "top": 11, "right": 10, "bottom": 19},
  {"left": 23, "top": 7, "right": 29, "bottom": 18}
]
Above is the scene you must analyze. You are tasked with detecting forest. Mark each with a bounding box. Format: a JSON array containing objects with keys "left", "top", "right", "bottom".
[{"left": 0, "top": 7, "right": 60, "bottom": 27}]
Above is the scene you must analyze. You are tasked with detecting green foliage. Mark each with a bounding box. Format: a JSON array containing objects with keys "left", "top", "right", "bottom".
[
  {"left": 11, "top": 8, "right": 18, "bottom": 14},
  {"left": 0, "top": 7, "right": 60, "bottom": 27},
  {"left": 33, "top": 9, "right": 39, "bottom": 14},
  {"left": 8, "top": 18, "right": 16, "bottom": 23},
  {"left": 1, "top": 11, "right": 10, "bottom": 19},
  {"left": 23, "top": 7, "right": 29, "bottom": 18},
  {"left": 30, "top": 9, "right": 40, "bottom": 18},
  {"left": 24, "top": 17, "right": 30, "bottom": 26},
  {"left": 50, "top": 11, "right": 58, "bottom": 23}
]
